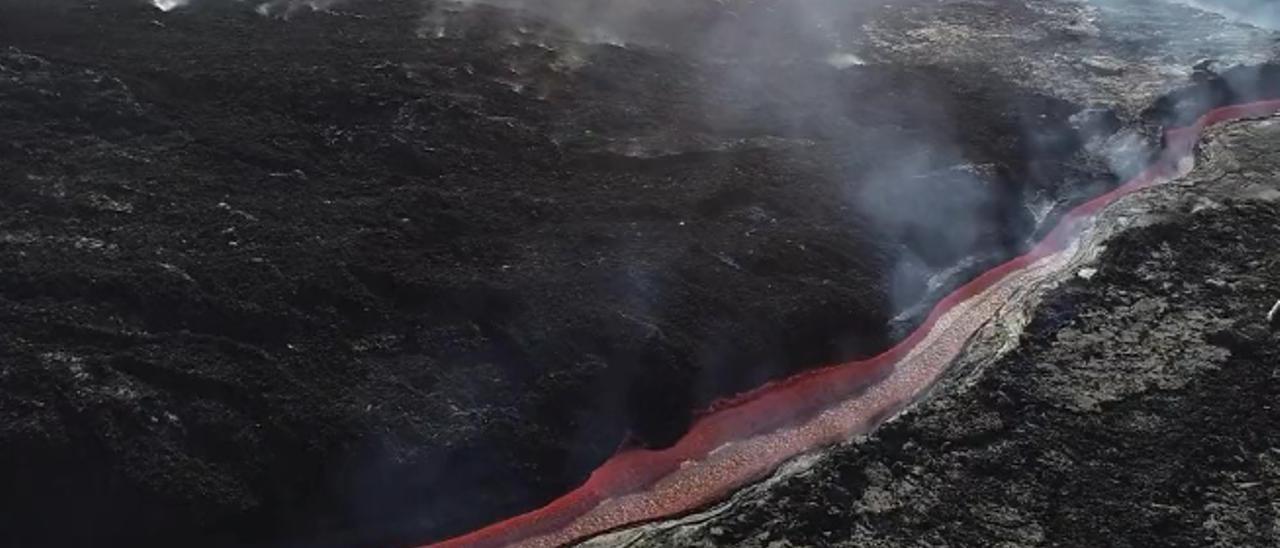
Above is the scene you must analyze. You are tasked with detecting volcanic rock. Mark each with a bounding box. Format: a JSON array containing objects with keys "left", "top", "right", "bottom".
[{"left": 1, "top": 0, "right": 1277, "bottom": 546}]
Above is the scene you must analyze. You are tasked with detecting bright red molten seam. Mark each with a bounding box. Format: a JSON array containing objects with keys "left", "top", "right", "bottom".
[{"left": 431, "top": 99, "right": 1280, "bottom": 548}]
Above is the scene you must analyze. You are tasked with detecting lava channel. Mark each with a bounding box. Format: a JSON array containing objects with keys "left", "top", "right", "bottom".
[{"left": 430, "top": 99, "right": 1280, "bottom": 548}]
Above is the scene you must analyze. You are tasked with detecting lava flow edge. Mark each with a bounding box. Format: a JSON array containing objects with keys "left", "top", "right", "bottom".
[{"left": 430, "top": 97, "right": 1280, "bottom": 548}]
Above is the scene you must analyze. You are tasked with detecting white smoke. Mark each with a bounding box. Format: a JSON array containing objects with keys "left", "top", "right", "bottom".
[
  {"left": 151, "top": 0, "right": 189, "bottom": 11},
  {"left": 149, "top": 0, "right": 342, "bottom": 16}
]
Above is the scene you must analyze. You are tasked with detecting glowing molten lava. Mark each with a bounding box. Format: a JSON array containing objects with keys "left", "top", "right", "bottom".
[{"left": 431, "top": 100, "right": 1280, "bottom": 548}]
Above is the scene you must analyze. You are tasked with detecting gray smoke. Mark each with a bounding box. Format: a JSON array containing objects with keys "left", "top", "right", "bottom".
[
  {"left": 418, "top": 0, "right": 877, "bottom": 62},
  {"left": 1172, "top": 0, "right": 1280, "bottom": 30}
]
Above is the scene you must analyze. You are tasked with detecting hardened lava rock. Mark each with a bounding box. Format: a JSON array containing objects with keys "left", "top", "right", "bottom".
[
  {"left": 0, "top": 0, "right": 1277, "bottom": 546},
  {"left": 612, "top": 114, "right": 1280, "bottom": 548}
]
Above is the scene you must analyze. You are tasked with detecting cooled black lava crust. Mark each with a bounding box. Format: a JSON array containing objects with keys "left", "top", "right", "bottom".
[
  {"left": 1, "top": 0, "right": 1255, "bottom": 546},
  {"left": 629, "top": 131, "right": 1280, "bottom": 548}
]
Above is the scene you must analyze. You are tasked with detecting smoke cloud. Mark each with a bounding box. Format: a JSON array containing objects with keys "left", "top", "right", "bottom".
[
  {"left": 144, "top": 0, "right": 1280, "bottom": 384},
  {"left": 1172, "top": 0, "right": 1280, "bottom": 30}
]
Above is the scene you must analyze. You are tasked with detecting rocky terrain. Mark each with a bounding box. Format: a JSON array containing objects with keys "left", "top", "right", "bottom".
[
  {"left": 600, "top": 113, "right": 1280, "bottom": 548},
  {"left": 0, "top": 0, "right": 1276, "bottom": 547}
]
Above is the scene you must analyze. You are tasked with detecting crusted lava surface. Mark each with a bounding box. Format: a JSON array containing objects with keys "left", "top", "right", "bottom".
[
  {"left": 0, "top": 0, "right": 1269, "bottom": 546},
  {"left": 616, "top": 115, "right": 1280, "bottom": 548}
]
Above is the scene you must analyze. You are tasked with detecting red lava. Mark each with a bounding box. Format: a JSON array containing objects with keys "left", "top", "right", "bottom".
[{"left": 430, "top": 99, "right": 1280, "bottom": 548}]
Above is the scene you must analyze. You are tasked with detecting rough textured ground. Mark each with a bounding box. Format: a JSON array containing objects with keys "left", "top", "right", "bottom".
[
  {"left": 0, "top": 0, "right": 1275, "bottom": 546},
  {"left": 613, "top": 115, "right": 1280, "bottom": 548}
]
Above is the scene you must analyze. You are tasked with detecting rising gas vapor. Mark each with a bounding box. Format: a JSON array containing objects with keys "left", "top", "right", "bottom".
[
  {"left": 149, "top": 0, "right": 342, "bottom": 15},
  {"left": 151, "top": 0, "right": 187, "bottom": 10},
  {"left": 1174, "top": 0, "right": 1280, "bottom": 29}
]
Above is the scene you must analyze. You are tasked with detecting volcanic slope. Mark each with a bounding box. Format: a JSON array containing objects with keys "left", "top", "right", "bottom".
[
  {"left": 0, "top": 0, "right": 1255, "bottom": 546},
  {"left": 600, "top": 114, "right": 1280, "bottom": 548}
]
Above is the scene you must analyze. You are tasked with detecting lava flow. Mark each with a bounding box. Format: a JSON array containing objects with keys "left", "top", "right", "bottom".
[{"left": 430, "top": 99, "right": 1280, "bottom": 548}]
